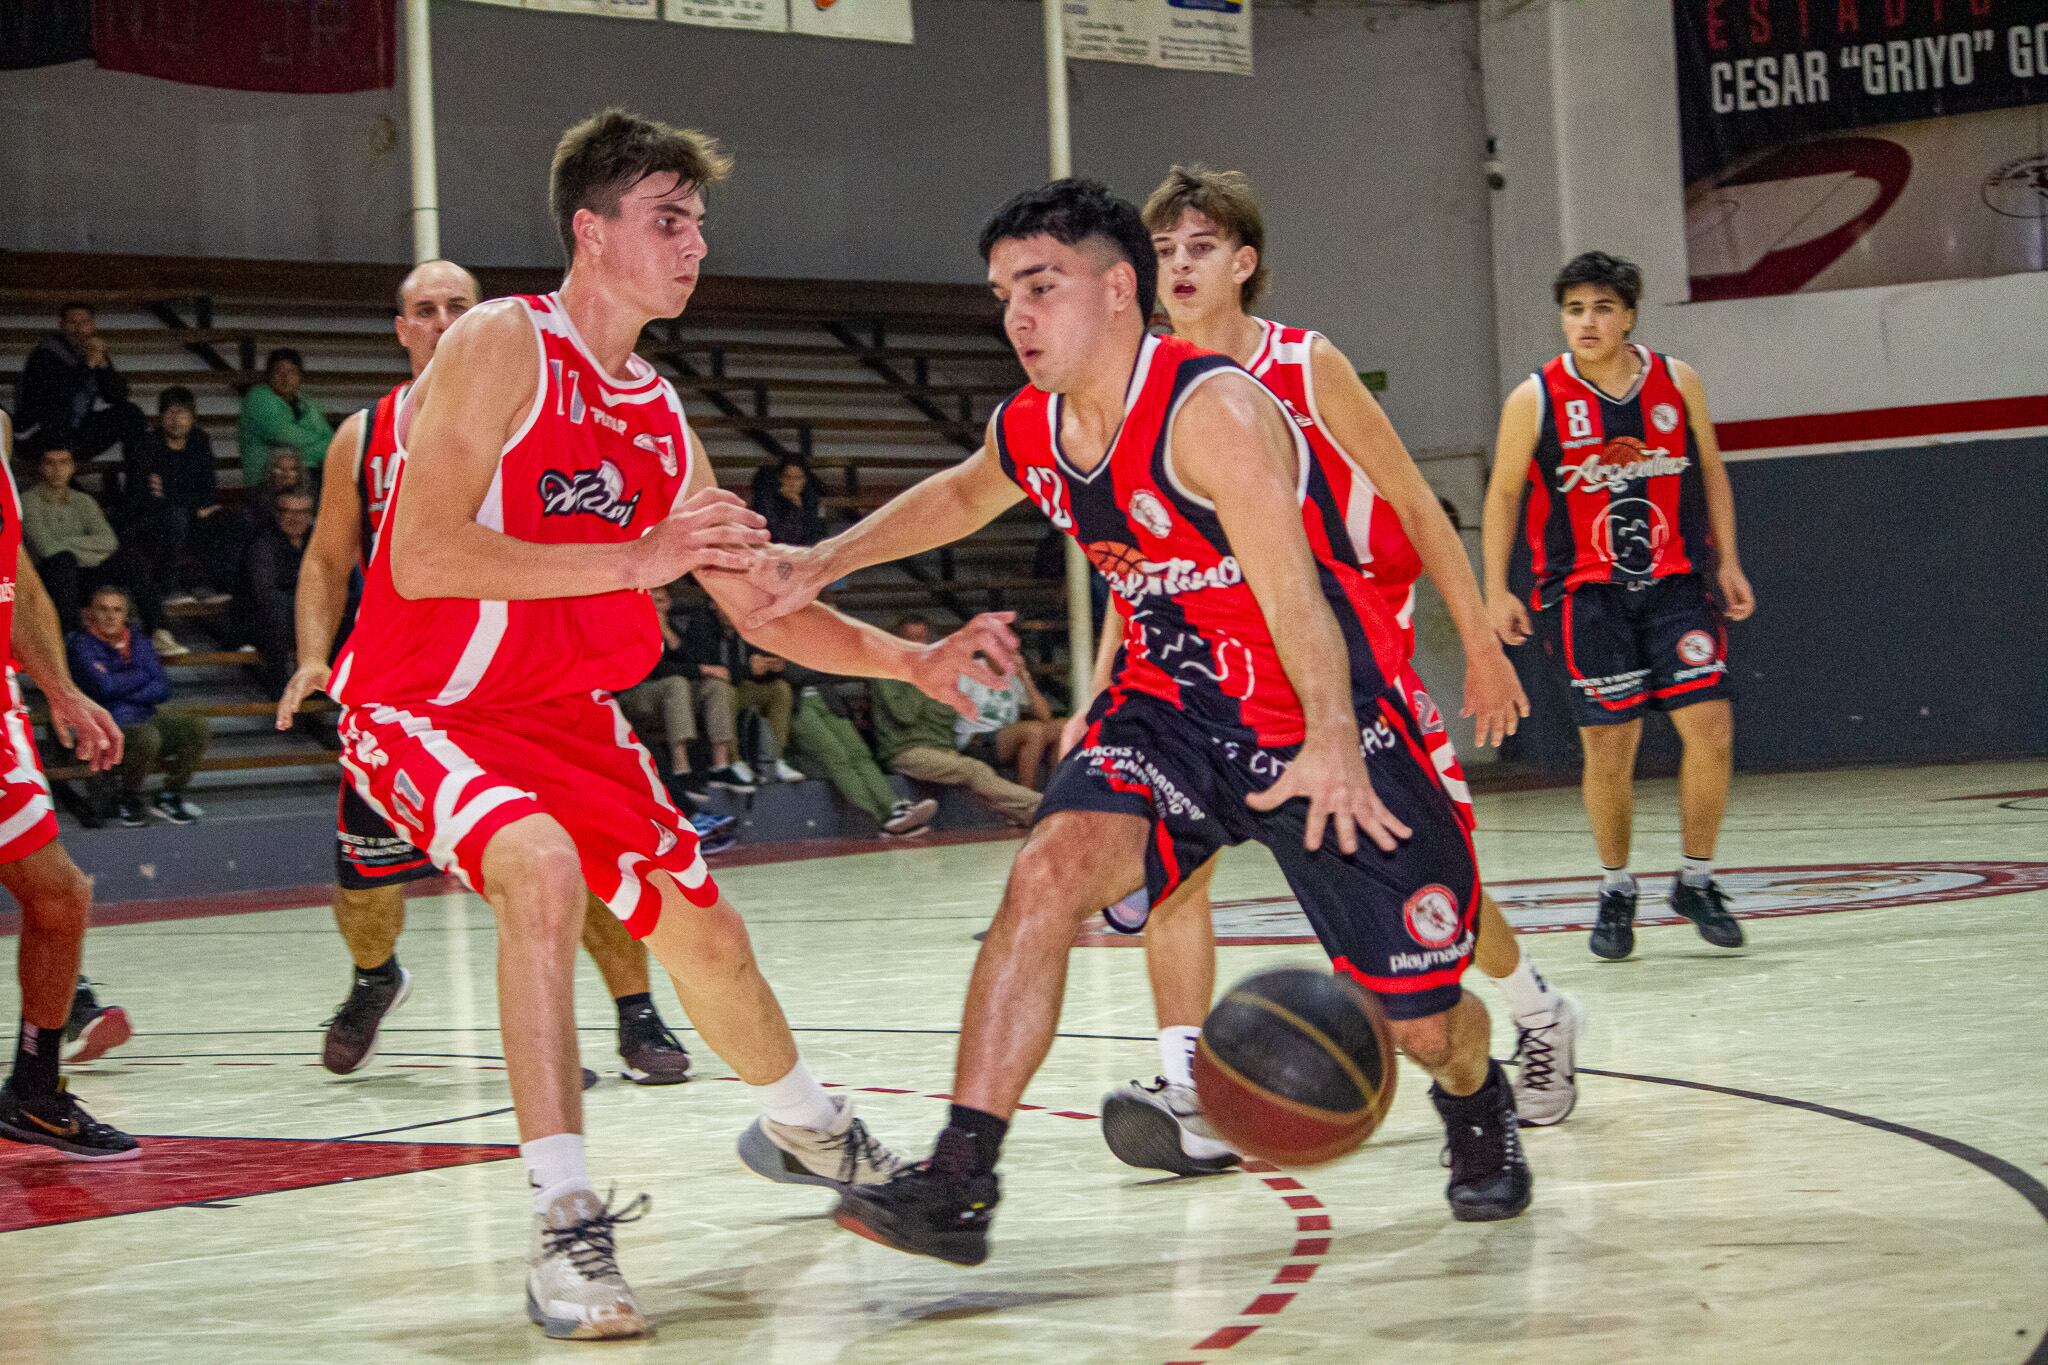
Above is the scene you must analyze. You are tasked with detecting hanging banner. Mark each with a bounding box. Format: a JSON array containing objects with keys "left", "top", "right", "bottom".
[
  {"left": 524, "top": 0, "right": 658, "bottom": 16},
  {"left": 1063, "top": 0, "right": 1252, "bottom": 76},
  {"left": 665, "top": 0, "right": 788, "bottom": 30},
  {"left": 1674, "top": 0, "right": 2047, "bottom": 299},
  {"left": 91, "top": 0, "right": 396, "bottom": 93},
  {"left": 786, "top": 0, "right": 912, "bottom": 45},
  {"left": 1, "top": 0, "right": 92, "bottom": 70},
  {"left": 1063, "top": 0, "right": 1156, "bottom": 66}
]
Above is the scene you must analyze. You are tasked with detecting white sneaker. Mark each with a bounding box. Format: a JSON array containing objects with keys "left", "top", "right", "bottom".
[
  {"left": 1101, "top": 1077, "right": 1241, "bottom": 1176},
  {"left": 161, "top": 591, "right": 197, "bottom": 607},
  {"left": 726, "top": 759, "right": 757, "bottom": 785},
  {"left": 1509, "top": 992, "right": 1584, "bottom": 1127},
  {"left": 771, "top": 760, "right": 805, "bottom": 783},
  {"left": 881, "top": 797, "right": 939, "bottom": 836},
  {"left": 736, "top": 1096, "right": 905, "bottom": 1190},
  {"left": 150, "top": 629, "right": 189, "bottom": 658},
  {"left": 197, "top": 588, "right": 232, "bottom": 606},
  {"left": 525, "top": 1188, "right": 650, "bottom": 1340}
]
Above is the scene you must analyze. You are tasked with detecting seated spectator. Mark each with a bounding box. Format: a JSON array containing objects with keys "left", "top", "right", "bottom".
[
  {"left": 784, "top": 666, "right": 937, "bottom": 837},
  {"left": 10, "top": 302, "right": 146, "bottom": 489},
  {"left": 68, "top": 587, "right": 207, "bottom": 826},
  {"left": 253, "top": 447, "right": 312, "bottom": 528},
  {"left": 617, "top": 584, "right": 712, "bottom": 804},
  {"left": 21, "top": 444, "right": 184, "bottom": 657},
  {"left": 673, "top": 601, "right": 801, "bottom": 792},
  {"left": 949, "top": 638, "right": 1064, "bottom": 790},
  {"left": 121, "top": 386, "right": 234, "bottom": 606},
  {"left": 750, "top": 457, "right": 826, "bottom": 546},
  {"left": 741, "top": 646, "right": 804, "bottom": 783},
  {"left": 869, "top": 616, "right": 1040, "bottom": 827},
  {"left": 237, "top": 348, "right": 332, "bottom": 487},
  {"left": 242, "top": 488, "right": 314, "bottom": 694}
]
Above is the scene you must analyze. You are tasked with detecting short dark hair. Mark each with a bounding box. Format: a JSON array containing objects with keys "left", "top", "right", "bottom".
[
  {"left": 892, "top": 613, "right": 932, "bottom": 636},
  {"left": 158, "top": 385, "right": 196, "bottom": 415},
  {"left": 88, "top": 585, "right": 130, "bottom": 607},
  {"left": 1142, "top": 165, "right": 1269, "bottom": 308},
  {"left": 264, "top": 347, "right": 305, "bottom": 377},
  {"left": 1553, "top": 252, "right": 1643, "bottom": 310},
  {"left": 979, "top": 178, "right": 1157, "bottom": 322},
  {"left": 550, "top": 108, "right": 731, "bottom": 263},
  {"left": 58, "top": 301, "right": 93, "bottom": 320},
  {"left": 39, "top": 442, "right": 73, "bottom": 461}
]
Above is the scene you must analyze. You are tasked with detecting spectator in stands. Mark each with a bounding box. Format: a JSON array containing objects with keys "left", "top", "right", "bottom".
[
  {"left": 68, "top": 587, "right": 207, "bottom": 827},
  {"left": 10, "top": 302, "right": 147, "bottom": 484},
  {"left": 951, "top": 639, "right": 1064, "bottom": 790},
  {"left": 253, "top": 447, "right": 313, "bottom": 527},
  {"left": 22, "top": 444, "right": 184, "bottom": 657},
  {"left": 238, "top": 348, "right": 332, "bottom": 487},
  {"left": 673, "top": 601, "right": 802, "bottom": 791},
  {"left": 869, "top": 615, "right": 1040, "bottom": 827},
  {"left": 785, "top": 670, "right": 937, "bottom": 837},
  {"left": 618, "top": 584, "right": 712, "bottom": 803},
  {"left": 751, "top": 456, "right": 826, "bottom": 546},
  {"left": 121, "top": 386, "right": 233, "bottom": 607},
  {"left": 243, "top": 487, "right": 314, "bottom": 694}
]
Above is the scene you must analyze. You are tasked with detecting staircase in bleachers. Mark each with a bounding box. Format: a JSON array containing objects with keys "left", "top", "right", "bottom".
[{"left": 0, "top": 252, "right": 1065, "bottom": 802}]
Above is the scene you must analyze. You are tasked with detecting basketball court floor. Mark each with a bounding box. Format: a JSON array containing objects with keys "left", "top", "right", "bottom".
[{"left": 3, "top": 758, "right": 2045, "bottom": 1363}]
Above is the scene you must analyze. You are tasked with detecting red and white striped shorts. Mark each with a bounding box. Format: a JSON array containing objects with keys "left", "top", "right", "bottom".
[
  {"left": 0, "top": 670, "right": 59, "bottom": 866},
  {"left": 337, "top": 690, "right": 716, "bottom": 938}
]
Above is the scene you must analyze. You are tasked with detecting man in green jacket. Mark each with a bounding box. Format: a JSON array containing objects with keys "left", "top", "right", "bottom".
[
  {"left": 238, "top": 347, "right": 333, "bottom": 486},
  {"left": 869, "top": 616, "right": 1040, "bottom": 826}
]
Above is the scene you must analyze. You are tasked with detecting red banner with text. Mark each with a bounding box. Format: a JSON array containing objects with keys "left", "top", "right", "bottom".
[{"left": 92, "top": 0, "right": 395, "bottom": 93}]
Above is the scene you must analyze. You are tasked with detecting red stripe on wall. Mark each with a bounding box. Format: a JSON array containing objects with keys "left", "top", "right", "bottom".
[{"left": 1717, "top": 394, "right": 2048, "bottom": 453}]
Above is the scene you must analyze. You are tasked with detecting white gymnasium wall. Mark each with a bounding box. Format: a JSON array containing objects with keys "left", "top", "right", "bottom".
[
  {"left": 1477, "top": 0, "right": 2048, "bottom": 420},
  {"left": 0, "top": 0, "right": 1501, "bottom": 456}
]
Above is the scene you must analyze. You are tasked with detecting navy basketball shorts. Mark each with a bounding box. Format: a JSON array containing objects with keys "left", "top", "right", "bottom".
[
  {"left": 1040, "top": 688, "right": 1480, "bottom": 1021},
  {"left": 336, "top": 780, "right": 439, "bottom": 892},
  {"left": 1536, "top": 574, "right": 1731, "bottom": 729}
]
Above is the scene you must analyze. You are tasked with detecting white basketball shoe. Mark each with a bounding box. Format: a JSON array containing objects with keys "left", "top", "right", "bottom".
[
  {"left": 737, "top": 1096, "right": 906, "bottom": 1190},
  {"left": 1102, "top": 1077, "right": 1242, "bottom": 1176},
  {"left": 1509, "top": 992, "right": 1585, "bottom": 1127},
  {"left": 525, "top": 1188, "right": 650, "bottom": 1341}
]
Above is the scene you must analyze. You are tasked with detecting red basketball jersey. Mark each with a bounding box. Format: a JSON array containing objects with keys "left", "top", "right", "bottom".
[
  {"left": 995, "top": 334, "right": 1405, "bottom": 749},
  {"left": 353, "top": 381, "right": 409, "bottom": 565},
  {"left": 0, "top": 420, "right": 22, "bottom": 669},
  {"left": 1246, "top": 319, "right": 1424, "bottom": 658},
  {"left": 1522, "top": 346, "right": 1713, "bottom": 609},
  {"left": 331, "top": 294, "right": 694, "bottom": 711}
]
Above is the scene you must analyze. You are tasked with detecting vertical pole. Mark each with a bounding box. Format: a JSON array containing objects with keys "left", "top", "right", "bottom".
[
  {"left": 405, "top": 0, "right": 441, "bottom": 263},
  {"left": 1044, "top": 0, "right": 1096, "bottom": 710}
]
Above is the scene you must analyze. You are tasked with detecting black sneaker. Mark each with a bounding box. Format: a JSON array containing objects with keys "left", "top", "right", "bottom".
[
  {"left": 0, "top": 1077, "right": 141, "bottom": 1161},
  {"left": 663, "top": 769, "right": 712, "bottom": 811},
  {"left": 1589, "top": 884, "right": 1637, "bottom": 961},
  {"left": 151, "top": 791, "right": 197, "bottom": 825},
  {"left": 1669, "top": 878, "right": 1744, "bottom": 948},
  {"left": 321, "top": 965, "right": 412, "bottom": 1074},
  {"left": 706, "top": 765, "right": 758, "bottom": 794},
  {"left": 617, "top": 1002, "right": 692, "bottom": 1086},
  {"left": 834, "top": 1128, "right": 999, "bottom": 1266},
  {"left": 1430, "top": 1062, "right": 1531, "bottom": 1222},
  {"left": 116, "top": 796, "right": 147, "bottom": 828},
  {"left": 64, "top": 977, "right": 133, "bottom": 1064}
]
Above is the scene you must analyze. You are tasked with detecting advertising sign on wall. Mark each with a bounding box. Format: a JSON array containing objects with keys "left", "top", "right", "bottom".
[{"left": 1064, "top": 0, "right": 1252, "bottom": 76}]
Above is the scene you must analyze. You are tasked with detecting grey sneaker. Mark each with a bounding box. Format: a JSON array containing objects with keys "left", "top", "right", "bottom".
[
  {"left": 525, "top": 1188, "right": 649, "bottom": 1341},
  {"left": 737, "top": 1096, "right": 905, "bottom": 1190},
  {"left": 1509, "top": 993, "right": 1584, "bottom": 1127},
  {"left": 1101, "top": 1077, "right": 1241, "bottom": 1176},
  {"left": 881, "top": 798, "right": 939, "bottom": 836}
]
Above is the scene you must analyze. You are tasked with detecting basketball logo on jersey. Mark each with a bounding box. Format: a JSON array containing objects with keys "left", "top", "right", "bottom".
[
  {"left": 1677, "top": 629, "right": 1717, "bottom": 666},
  {"left": 1650, "top": 402, "right": 1681, "bottom": 434},
  {"left": 1402, "top": 885, "right": 1463, "bottom": 949},
  {"left": 1127, "top": 489, "right": 1173, "bottom": 539},
  {"left": 539, "top": 460, "right": 642, "bottom": 527}
]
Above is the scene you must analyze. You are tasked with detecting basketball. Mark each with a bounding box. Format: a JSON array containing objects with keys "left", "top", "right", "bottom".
[{"left": 1192, "top": 967, "right": 1397, "bottom": 1166}]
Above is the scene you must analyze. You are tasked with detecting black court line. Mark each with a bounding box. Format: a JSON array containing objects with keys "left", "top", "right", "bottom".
[{"left": 333, "top": 1106, "right": 519, "bottom": 1142}]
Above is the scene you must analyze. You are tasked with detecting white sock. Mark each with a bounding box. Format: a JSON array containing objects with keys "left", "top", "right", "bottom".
[
  {"left": 522, "top": 1132, "right": 591, "bottom": 1214},
  {"left": 1493, "top": 955, "right": 1559, "bottom": 1023},
  {"left": 1601, "top": 863, "right": 1634, "bottom": 892},
  {"left": 1680, "top": 855, "right": 1713, "bottom": 888},
  {"left": 749, "top": 1059, "right": 841, "bottom": 1131},
  {"left": 1158, "top": 1026, "right": 1201, "bottom": 1089}
]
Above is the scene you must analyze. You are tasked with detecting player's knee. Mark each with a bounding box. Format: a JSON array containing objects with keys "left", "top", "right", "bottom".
[
  {"left": 680, "top": 901, "right": 758, "bottom": 980},
  {"left": 20, "top": 863, "right": 91, "bottom": 933},
  {"left": 1678, "top": 703, "right": 1734, "bottom": 754},
  {"left": 1387, "top": 1011, "right": 1456, "bottom": 1071},
  {"left": 1004, "top": 833, "right": 1107, "bottom": 927},
  {"left": 489, "top": 832, "right": 584, "bottom": 938}
]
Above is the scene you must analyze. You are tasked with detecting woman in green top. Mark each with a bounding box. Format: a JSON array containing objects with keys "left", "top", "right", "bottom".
[{"left": 237, "top": 347, "right": 333, "bottom": 486}]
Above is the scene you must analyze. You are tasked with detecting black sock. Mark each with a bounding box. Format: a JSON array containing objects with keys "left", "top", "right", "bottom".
[
  {"left": 943, "top": 1103, "right": 1009, "bottom": 1175},
  {"left": 11, "top": 1018, "right": 64, "bottom": 1099},
  {"left": 614, "top": 991, "right": 653, "bottom": 1023},
  {"left": 1431, "top": 1059, "right": 1506, "bottom": 1115},
  {"left": 357, "top": 955, "right": 399, "bottom": 983}
]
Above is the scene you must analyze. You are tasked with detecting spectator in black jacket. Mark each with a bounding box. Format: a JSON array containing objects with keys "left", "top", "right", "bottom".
[
  {"left": 750, "top": 457, "right": 826, "bottom": 546},
  {"left": 11, "top": 303, "right": 147, "bottom": 486},
  {"left": 242, "top": 488, "right": 314, "bottom": 693},
  {"left": 121, "top": 386, "right": 234, "bottom": 606}
]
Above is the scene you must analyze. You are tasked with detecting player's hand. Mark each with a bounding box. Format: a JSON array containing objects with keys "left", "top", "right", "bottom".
[
  {"left": 1487, "top": 589, "right": 1531, "bottom": 647},
  {"left": 47, "top": 687, "right": 123, "bottom": 773},
  {"left": 275, "top": 661, "right": 332, "bottom": 730},
  {"left": 904, "top": 612, "right": 1022, "bottom": 719},
  {"left": 636, "top": 489, "right": 769, "bottom": 585},
  {"left": 1057, "top": 710, "right": 1090, "bottom": 761},
  {"left": 1717, "top": 561, "right": 1757, "bottom": 621},
  {"left": 1245, "top": 732, "right": 1412, "bottom": 856},
  {"left": 739, "top": 543, "right": 834, "bottom": 631},
  {"left": 1462, "top": 643, "right": 1529, "bottom": 749}
]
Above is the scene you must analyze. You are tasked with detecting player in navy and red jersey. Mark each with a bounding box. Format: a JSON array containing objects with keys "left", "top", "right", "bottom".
[
  {"left": 1482, "top": 252, "right": 1758, "bottom": 962},
  {"left": 324, "top": 111, "right": 1020, "bottom": 1339},
  {"left": 1060, "top": 166, "right": 1584, "bottom": 1182},
  {"left": 276, "top": 259, "right": 698, "bottom": 1090},
  {"left": 744, "top": 179, "right": 1532, "bottom": 1265},
  {"left": 0, "top": 410, "right": 138, "bottom": 1162}
]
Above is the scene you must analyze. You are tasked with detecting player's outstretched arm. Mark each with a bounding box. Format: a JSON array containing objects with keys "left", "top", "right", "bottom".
[
  {"left": 1670, "top": 359, "right": 1755, "bottom": 621},
  {"left": 738, "top": 427, "right": 1025, "bottom": 630},
  {"left": 389, "top": 302, "right": 767, "bottom": 602},
  {"left": 1173, "top": 377, "right": 1410, "bottom": 856},
  {"left": 1307, "top": 338, "right": 1527, "bottom": 747},
  {"left": 276, "top": 410, "right": 366, "bottom": 729},
  {"left": 1481, "top": 379, "right": 1542, "bottom": 646}
]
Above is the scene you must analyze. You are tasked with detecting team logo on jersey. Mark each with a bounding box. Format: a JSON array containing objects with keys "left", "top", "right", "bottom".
[
  {"left": 1677, "top": 629, "right": 1717, "bottom": 666},
  {"left": 634, "top": 432, "right": 680, "bottom": 478},
  {"left": 654, "top": 823, "right": 678, "bottom": 858},
  {"left": 1127, "top": 490, "right": 1173, "bottom": 539},
  {"left": 1650, "top": 403, "right": 1681, "bottom": 434},
  {"left": 1557, "top": 435, "right": 1691, "bottom": 495},
  {"left": 349, "top": 731, "right": 388, "bottom": 770},
  {"left": 539, "top": 460, "right": 642, "bottom": 527},
  {"left": 1021, "top": 466, "right": 1074, "bottom": 530},
  {"left": 1402, "top": 884, "right": 1464, "bottom": 949},
  {"left": 1594, "top": 498, "right": 1671, "bottom": 575},
  {"left": 1410, "top": 685, "right": 1445, "bottom": 735}
]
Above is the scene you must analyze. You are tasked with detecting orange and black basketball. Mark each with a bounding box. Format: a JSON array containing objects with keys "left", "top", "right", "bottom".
[{"left": 1192, "top": 967, "right": 1397, "bottom": 1166}]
